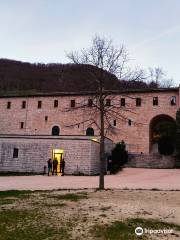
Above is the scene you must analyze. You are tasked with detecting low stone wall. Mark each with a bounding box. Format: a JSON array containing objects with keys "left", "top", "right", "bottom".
[
  {"left": 0, "top": 135, "right": 113, "bottom": 175},
  {"left": 125, "top": 153, "right": 176, "bottom": 169}
]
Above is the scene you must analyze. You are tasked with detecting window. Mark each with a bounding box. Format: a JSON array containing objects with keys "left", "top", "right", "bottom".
[
  {"left": 113, "top": 120, "right": 116, "bottom": 126},
  {"left": 106, "top": 99, "right": 111, "bottom": 106},
  {"left": 7, "top": 101, "right": 11, "bottom": 109},
  {"left": 153, "top": 97, "right": 158, "bottom": 106},
  {"left": 88, "top": 99, "right": 93, "bottom": 107},
  {"left": 52, "top": 126, "right": 60, "bottom": 136},
  {"left": 38, "top": 101, "right": 42, "bottom": 108},
  {"left": 22, "top": 101, "right": 26, "bottom": 109},
  {"left": 71, "top": 99, "right": 75, "bottom": 108},
  {"left": 45, "top": 116, "right": 48, "bottom": 122},
  {"left": 120, "top": 98, "right": 125, "bottom": 107},
  {"left": 20, "top": 122, "right": 24, "bottom": 129},
  {"left": 136, "top": 98, "right": 141, "bottom": 107},
  {"left": 13, "top": 148, "right": 19, "bottom": 158},
  {"left": 170, "top": 96, "right": 176, "bottom": 105},
  {"left": 128, "top": 119, "right": 132, "bottom": 126},
  {"left": 86, "top": 127, "right": 94, "bottom": 136},
  {"left": 54, "top": 100, "right": 58, "bottom": 108}
]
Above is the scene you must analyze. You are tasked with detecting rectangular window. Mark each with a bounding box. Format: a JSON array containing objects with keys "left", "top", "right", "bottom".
[
  {"left": 13, "top": 148, "right": 19, "bottom": 158},
  {"left": 128, "top": 119, "right": 132, "bottom": 126},
  {"left": 45, "top": 116, "right": 48, "bottom": 122},
  {"left": 106, "top": 99, "right": 111, "bottom": 106},
  {"left": 113, "top": 120, "right": 116, "bottom": 126},
  {"left": 71, "top": 99, "right": 75, "bottom": 108},
  {"left": 38, "top": 101, "right": 42, "bottom": 109},
  {"left": 136, "top": 98, "right": 141, "bottom": 107},
  {"left": 170, "top": 96, "right": 176, "bottom": 105},
  {"left": 153, "top": 97, "right": 158, "bottom": 106},
  {"left": 20, "top": 122, "right": 24, "bottom": 129},
  {"left": 54, "top": 100, "right": 58, "bottom": 108},
  {"left": 22, "top": 101, "right": 26, "bottom": 109},
  {"left": 120, "top": 98, "right": 125, "bottom": 107},
  {"left": 7, "top": 101, "right": 11, "bottom": 109},
  {"left": 88, "top": 99, "right": 93, "bottom": 107}
]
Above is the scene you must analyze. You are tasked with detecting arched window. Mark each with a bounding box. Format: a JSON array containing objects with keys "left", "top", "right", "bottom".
[
  {"left": 52, "top": 126, "right": 60, "bottom": 136},
  {"left": 86, "top": 127, "right": 94, "bottom": 136}
]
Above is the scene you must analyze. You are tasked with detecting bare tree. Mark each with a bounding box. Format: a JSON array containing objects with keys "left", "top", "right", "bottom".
[
  {"left": 147, "top": 67, "right": 174, "bottom": 88},
  {"left": 66, "top": 35, "right": 143, "bottom": 189}
]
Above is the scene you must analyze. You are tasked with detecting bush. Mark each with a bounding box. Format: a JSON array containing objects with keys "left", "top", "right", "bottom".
[
  {"left": 158, "top": 136, "right": 174, "bottom": 155},
  {"left": 108, "top": 141, "right": 128, "bottom": 174}
]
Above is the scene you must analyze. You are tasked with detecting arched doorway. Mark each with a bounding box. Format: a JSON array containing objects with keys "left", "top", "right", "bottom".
[
  {"left": 52, "top": 126, "right": 60, "bottom": 136},
  {"left": 149, "top": 114, "right": 176, "bottom": 154},
  {"left": 86, "top": 127, "right": 94, "bottom": 136}
]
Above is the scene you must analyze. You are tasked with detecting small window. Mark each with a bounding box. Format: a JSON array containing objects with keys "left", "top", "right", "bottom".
[
  {"left": 22, "top": 101, "right": 26, "bottom": 109},
  {"left": 38, "top": 101, "right": 42, "bottom": 109},
  {"left": 45, "top": 116, "right": 48, "bottom": 122},
  {"left": 153, "top": 97, "right": 158, "bottom": 106},
  {"left": 7, "top": 101, "right": 11, "bottom": 109},
  {"left": 136, "top": 98, "right": 141, "bottom": 107},
  {"left": 52, "top": 126, "right": 60, "bottom": 136},
  {"left": 106, "top": 99, "right": 111, "bottom": 106},
  {"left": 54, "top": 100, "right": 58, "bottom": 108},
  {"left": 113, "top": 120, "right": 116, "bottom": 126},
  {"left": 128, "top": 119, "right": 132, "bottom": 126},
  {"left": 170, "top": 96, "right": 176, "bottom": 105},
  {"left": 86, "top": 127, "right": 94, "bottom": 136},
  {"left": 88, "top": 99, "right": 93, "bottom": 107},
  {"left": 13, "top": 148, "right": 19, "bottom": 158},
  {"left": 20, "top": 122, "right": 24, "bottom": 129},
  {"left": 120, "top": 98, "right": 125, "bottom": 107},
  {"left": 71, "top": 99, "right": 75, "bottom": 108}
]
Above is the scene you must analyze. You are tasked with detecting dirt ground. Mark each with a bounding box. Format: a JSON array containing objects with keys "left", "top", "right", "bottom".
[{"left": 1, "top": 189, "right": 179, "bottom": 240}]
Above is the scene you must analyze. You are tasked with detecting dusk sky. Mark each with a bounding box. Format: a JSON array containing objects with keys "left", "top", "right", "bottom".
[{"left": 0, "top": 0, "right": 180, "bottom": 85}]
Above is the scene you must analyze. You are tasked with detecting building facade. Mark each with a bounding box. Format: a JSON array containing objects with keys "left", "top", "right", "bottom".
[{"left": 0, "top": 87, "right": 179, "bottom": 173}]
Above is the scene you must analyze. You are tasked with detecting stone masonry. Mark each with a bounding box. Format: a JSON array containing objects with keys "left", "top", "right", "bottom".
[{"left": 0, "top": 136, "right": 113, "bottom": 175}]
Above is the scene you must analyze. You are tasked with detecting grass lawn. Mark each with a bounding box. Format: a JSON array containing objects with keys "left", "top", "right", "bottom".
[{"left": 0, "top": 189, "right": 179, "bottom": 240}]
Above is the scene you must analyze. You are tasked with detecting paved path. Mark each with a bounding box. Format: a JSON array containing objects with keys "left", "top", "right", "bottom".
[{"left": 0, "top": 168, "right": 180, "bottom": 191}]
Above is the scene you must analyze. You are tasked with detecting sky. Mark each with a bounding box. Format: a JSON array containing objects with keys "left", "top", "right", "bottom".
[{"left": 0, "top": 0, "right": 180, "bottom": 85}]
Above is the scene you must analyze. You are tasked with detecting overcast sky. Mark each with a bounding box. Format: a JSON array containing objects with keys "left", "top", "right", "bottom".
[{"left": 0, "top": 0, "right": 180, "bottom": 85}]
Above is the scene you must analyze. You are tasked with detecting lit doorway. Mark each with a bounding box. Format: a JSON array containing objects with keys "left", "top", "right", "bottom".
[{"left": 52, "top": 149, "right": 64, "bottom": 176}]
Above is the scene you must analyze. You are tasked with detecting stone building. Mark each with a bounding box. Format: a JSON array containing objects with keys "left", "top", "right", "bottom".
[{"left": 0, "top": 87, "right": 179, "bottom": 173}]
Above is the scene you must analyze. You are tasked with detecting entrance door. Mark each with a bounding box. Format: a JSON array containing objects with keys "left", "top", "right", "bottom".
[{"left": 52, "top": 149, "right": 64, "bottom": 176}]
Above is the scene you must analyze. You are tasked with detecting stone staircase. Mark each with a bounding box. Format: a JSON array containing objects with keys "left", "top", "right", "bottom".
[{"left": 124, "top": 153, "right": 176, "bottom": 169}]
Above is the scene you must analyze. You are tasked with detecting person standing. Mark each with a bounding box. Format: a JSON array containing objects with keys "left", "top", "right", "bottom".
[
  {"left": 47, "top": 158, "right": 52, "bottom": 176},
  {"left": 52, "top": 158, "right": 58, "bottom": 175},
  {"left": 61, "top": 158, "right": 65, "bottom": 176}
]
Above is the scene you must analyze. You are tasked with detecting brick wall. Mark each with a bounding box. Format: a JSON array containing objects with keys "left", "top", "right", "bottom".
[{"left": 0, "top": 89, "right": 179, "bottom": 154}]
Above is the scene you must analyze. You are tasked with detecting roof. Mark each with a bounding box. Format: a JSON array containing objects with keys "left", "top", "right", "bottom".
[{"left": 0, "top": 87, "right": 178, "bottom": 98}]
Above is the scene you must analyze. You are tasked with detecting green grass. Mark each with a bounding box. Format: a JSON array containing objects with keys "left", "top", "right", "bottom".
[
  {"left": 91, "top": 218, "right": 180, "bottom": 240},
  {"left": 0, "top": 199, "right": 15, "bottom": 205},
  {"left": 0, "top": 190, "right": 32, "bottom": 199},
  {"left": 0, "top": 209, "right": 70, "bottom": 240},
  {"left": 48, "top": 192, "right": 88, "bottom": 202}
]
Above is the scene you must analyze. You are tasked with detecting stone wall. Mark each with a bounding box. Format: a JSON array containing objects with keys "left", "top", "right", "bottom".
[
  {"left": 0, "top": 136, "right": 113, "bottom": 175},
  {"left": 125, "top": 153, "right": 176, "bottom": 168}
]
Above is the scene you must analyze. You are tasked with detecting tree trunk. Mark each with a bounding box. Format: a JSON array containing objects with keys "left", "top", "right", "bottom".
[{"left": 99, "top": 80, "right": 105, "bottom": 189}]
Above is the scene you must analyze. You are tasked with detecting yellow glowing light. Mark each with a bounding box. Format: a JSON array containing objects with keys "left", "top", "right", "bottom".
[{"left": 91, "top": 138, "right": 99, "bottom": 142}]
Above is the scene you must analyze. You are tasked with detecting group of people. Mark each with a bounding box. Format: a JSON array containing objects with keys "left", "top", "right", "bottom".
[{"left": 47, "top": 158, "right": 65, "bottom": 176}]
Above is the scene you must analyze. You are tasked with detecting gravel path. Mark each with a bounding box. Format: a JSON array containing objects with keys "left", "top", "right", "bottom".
[{"left": 0, "top": 168, "right": 180, "bottom": 191}]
